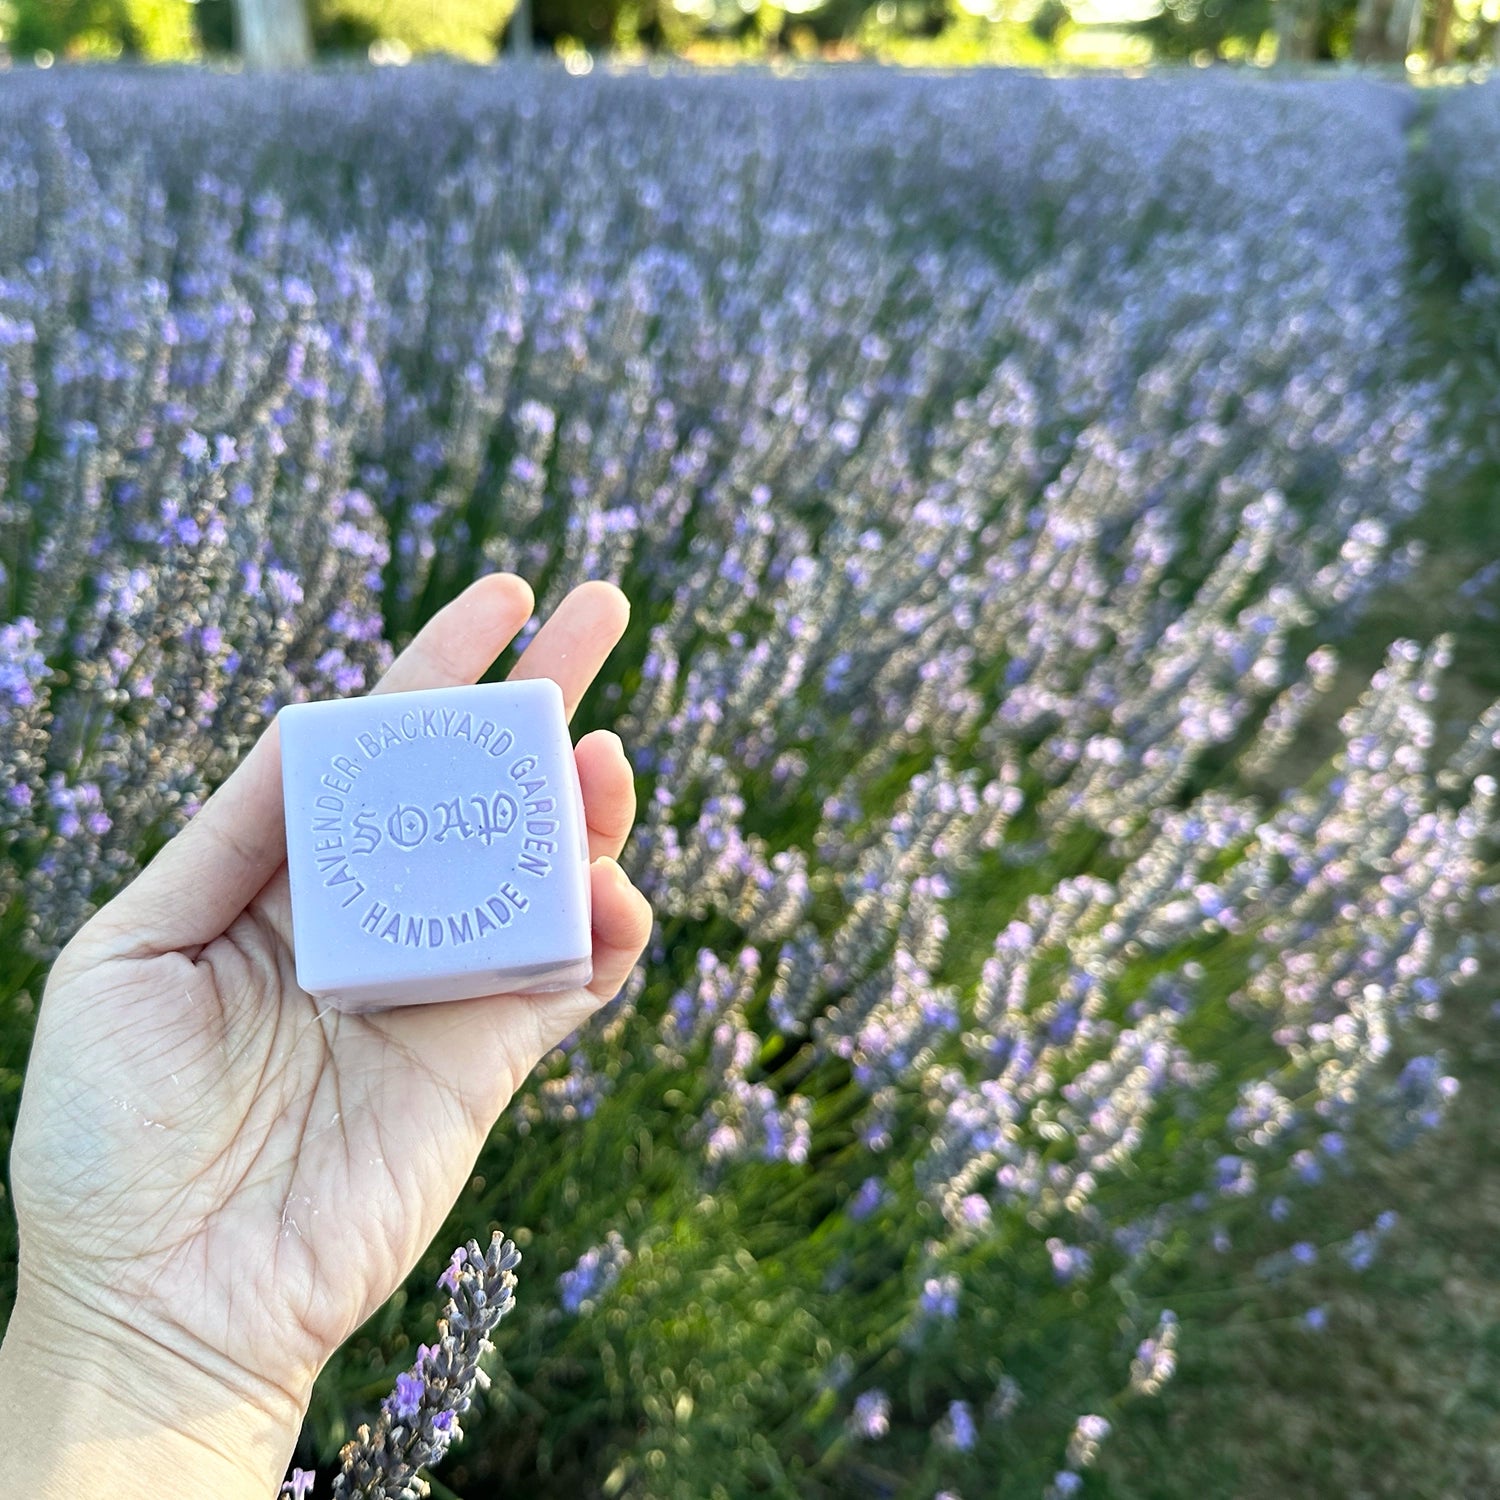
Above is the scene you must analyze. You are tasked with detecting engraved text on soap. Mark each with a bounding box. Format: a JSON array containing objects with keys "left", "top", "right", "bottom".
[{"left": 303, "top": 707, "right": 566, "bottom": 949}]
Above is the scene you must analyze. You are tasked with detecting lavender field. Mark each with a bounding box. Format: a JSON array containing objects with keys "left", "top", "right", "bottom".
[{"left": 2, "top": 65, "right": 1500, "bottom": 1498}]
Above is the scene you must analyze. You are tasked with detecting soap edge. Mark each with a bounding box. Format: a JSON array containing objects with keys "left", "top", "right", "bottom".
[
  {"left": 276, "top": 702, "right": 346, "bottom": 997},
  {"left": 274, "top": 677, "right": 591, "bottom": 1000}
]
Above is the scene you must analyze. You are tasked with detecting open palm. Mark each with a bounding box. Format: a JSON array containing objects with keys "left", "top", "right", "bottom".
[{"left": 7, "top": 576, "right": 650, "bottom": 1453}]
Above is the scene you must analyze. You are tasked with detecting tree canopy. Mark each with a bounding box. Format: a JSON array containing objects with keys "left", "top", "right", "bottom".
[{"left": 0, "top": 0, "right": 1496, "bottom": 74}]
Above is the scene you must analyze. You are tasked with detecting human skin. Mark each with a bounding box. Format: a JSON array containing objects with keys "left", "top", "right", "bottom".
[{"left": 0, "top": 575, "right": 652, "bottom": 1497}]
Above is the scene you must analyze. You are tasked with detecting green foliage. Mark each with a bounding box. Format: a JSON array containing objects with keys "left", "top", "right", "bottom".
[
  {"left": 4, "top": 0, "right": 196, "bottom": 57},
  {"left": 1029, "top": 0, "right": 1068, "bottom": 45},
  {"left": 0, "top": 0, "right": 1071, "bottom": 63},
  {"left": 1093, "top": 1003, "right": 1500, "bottom": 1499},
  {"left": 1129, "top": 0, "right": 1366, "bottom": 61},
  {"left": 1131, "top": 0, "right": 1273, "bottom": 58},
  {"left": 311, "top": 0, "right": 514, "bottom": 58},
  {"left": 192, "top": 0, "right": 234, "bottom": 51}
]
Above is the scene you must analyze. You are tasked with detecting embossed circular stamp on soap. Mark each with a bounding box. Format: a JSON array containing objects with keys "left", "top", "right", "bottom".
[{"left": 278, "top": 679, "right": 592, "bottom": 1013}]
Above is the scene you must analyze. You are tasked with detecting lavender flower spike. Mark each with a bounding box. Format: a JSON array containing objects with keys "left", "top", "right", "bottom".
[{"left": 332, "top": 1230, "right": 522, "bottom": 1500}]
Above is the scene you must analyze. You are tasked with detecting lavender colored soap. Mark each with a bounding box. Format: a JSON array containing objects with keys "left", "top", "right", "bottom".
[{"left": 278, "top": 679, "right": 592, "bottom": 1013}]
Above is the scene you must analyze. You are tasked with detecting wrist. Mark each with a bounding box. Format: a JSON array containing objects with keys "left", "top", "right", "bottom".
[{"left": 0, "top": 1271, "right": 308, "bottom": 1500}]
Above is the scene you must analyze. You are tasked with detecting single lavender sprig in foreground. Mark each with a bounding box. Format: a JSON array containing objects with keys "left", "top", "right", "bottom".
[{"left": 328, "top": 1231, "right": 522, "bottom": 1500}]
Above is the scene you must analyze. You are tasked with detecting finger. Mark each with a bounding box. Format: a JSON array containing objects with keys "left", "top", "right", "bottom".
[
  {"left": 494, "top": 860, "right": 651, "bottom": 1100},
  {"left": 69, "top": 722, "right": 288, "bottom": 969},
  {"left": 575, "top": 731, "right": 636, "bottom": 863},
  {"left": 373, "top": 572, "right": 533, "bottom": 696},
  {"left": 585, "top": 856, "right": 653, "bottom": 1001},
  {"left": 491, "top": 858, "right": 653, "bottom": 1088},
  {"left": 79, "top": 575, "right": 537, "bottom": 964},
  {"left": 365, "top": 857, "right": 652, "bottom": 1126},
  {"left": 508, "top": 580, "right": 629, "bottom": 721}
]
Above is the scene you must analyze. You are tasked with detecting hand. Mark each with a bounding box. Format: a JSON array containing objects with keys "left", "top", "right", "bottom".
[{"left": 0, "top": 576, "right": 651, "bottom": 1497}]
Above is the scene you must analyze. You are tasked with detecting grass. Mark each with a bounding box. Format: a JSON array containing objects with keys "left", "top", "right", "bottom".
[{"left": 1096, "top": 996, "right": 1500, "bottom": 1500}]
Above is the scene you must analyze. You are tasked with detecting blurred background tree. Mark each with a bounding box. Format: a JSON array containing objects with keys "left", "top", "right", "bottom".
[
  {"left": 1131, "top": 0, "right": 1496, "bottom": 59},
  {"left": 0, "top": 0, "right": 1498, "bottom": 134},
  {"left": 2, "top": 0, "right": 196, "bottom": 57},
  {"left": 312, "top": 0, "right": 513, "bottom": 56},
  {"left": 1133, "top": 0, "right": 1275, "bottom": 58}
]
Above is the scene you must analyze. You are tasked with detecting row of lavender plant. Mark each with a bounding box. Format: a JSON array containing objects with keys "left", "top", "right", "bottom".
[
  {"left": 1412, "top": 82, "right": 1500, "bottom": 651},
  {"left": 0, "top": 68, "right": 1486, "bottom": 1497},
  {"left": 1420, "top": 81, "right": 1500, "bottom": 280}
]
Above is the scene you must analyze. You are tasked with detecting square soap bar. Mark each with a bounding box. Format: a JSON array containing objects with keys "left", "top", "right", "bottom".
[{"left": 278, "top": 679, "right": 592, "bottom": 1013}]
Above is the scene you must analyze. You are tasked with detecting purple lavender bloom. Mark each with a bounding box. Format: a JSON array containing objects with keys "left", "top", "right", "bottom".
[
  {"left": 267, "top": 567, "right": 304, "bottom": 608},
  {"left": 1046, "top": 1239, "right": 1093, "bottom": 1284},
  {"left": 1215, "top": 1155, "right": 1256, "bottom": 1197},
  {"left": 1291, "top": 1150, "right": 1323, "bottom": 1185},
  {"left": 557, "top": 1231, "right": 631, "bottom": 1314},
  {"left": 944, "top": 1399, "right": 978, "bottom": 1451},
  {"left": 958, "top": 1192, "right": 992, "bottom": 1230},
  {"left": 335, "top": 1232, "right": 519, "bottom": 1498},
  {"left": 849, "top": 1388, "right": 891, "bottom": 1440},
  {"left": 438, "top": 1248, "right": 466, "bottom": 1295},
  {"left": 0, "top": 619, "right": 46, "bottom": 723},
  {"left": 385, "top": 1371, "right": 424, "bottom": 1423},
  {"left": 920, "top": 1274, "right": 961, "bottom": 1320},
  {"left": 848, "top": 1177, "right": 887, "bottom": 1220}
]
